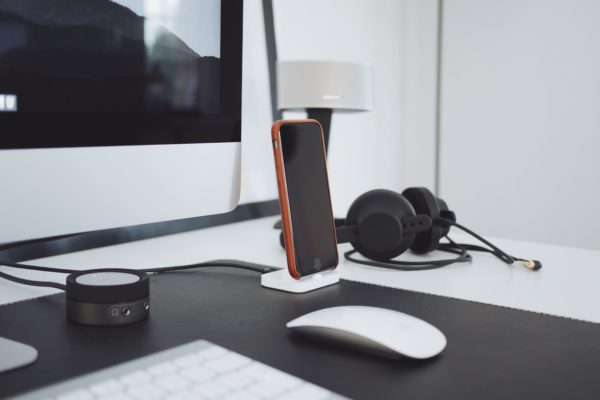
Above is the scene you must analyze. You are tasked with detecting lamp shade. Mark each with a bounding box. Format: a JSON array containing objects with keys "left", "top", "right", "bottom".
[{"left": 277, "top": 60, "right": 373, "bottom": 111}]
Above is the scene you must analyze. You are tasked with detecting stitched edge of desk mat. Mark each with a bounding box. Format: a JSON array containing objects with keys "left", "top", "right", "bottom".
[
  {"left": 341, "top": 277, "right": 598, "bottom": 325},
  {"left": 2, "top": 270, "right": 600, "bottom": 400}
]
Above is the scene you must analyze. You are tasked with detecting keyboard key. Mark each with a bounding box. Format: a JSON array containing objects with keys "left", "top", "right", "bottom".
[
  {"left": 166, "top": 391, "right": 199, "bottom": 400},
  {"left": 180, "top": 364, "right": 216, "bottom": 382},
  {"left": 197, "top": 345, "right": 227, "bottom": 360},
  {"left": 239, "top": 362, "right": 301, "bottom": 388},
  {"left": 120, "top": 370, "right": 152, "bottom": 386},
  {"left": 216, "top": 371, "right": 253, "bottom": 390},
  {"left": 247, "top": 381, "right": 288, "bottom": 398},
  {"left": 147, "top": 361, "right": 177, "bottom": 376},
  {"left": 57, "top": 389, "right": 94, "bottom": 400},
  {"left": 238, "top": 363, "right": 273, "bottom": 380},
  {"left": 89, "top": 379, "right": 123, "bottom": 396},
  {"left": 174, "top": 354, "right": 200, "bottom": 368},
  {"left": 97, "top": 394, "right": 135, "bottom": 400},
  {"left": 222, "top": 391, "right": 261, "bottom": 400},
  {"left": 127, "top": 383, "right": 165, "bottom": 399},
  {"left": 205, "top": 352, "right": 251, "bottom": 373},
  {"left": 278, "top": 383, "right": 331, "bottom": 400},
  {"left": 155, "top": 374, "right": 191, "bottom": 392},
  {"left": 191, "top": 381, "right": 230, "bottom": 399}
]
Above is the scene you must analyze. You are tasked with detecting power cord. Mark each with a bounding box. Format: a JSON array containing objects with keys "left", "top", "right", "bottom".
[
  {"left": 0, "top": 269, "right": 67, "bottom": 290},
  {"left": 0, "top": 259, "right": 280, "bottom": 291}
]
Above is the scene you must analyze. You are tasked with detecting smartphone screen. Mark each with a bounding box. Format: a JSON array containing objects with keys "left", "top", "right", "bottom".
[{"left": 278, "top": 122, "right": 338, "bottom": 276}]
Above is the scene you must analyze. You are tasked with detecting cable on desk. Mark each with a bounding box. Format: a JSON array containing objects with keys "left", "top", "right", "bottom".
[
  {"left": 0, "top": 261, "right": 76, "bottom": 274},
  {"left": 143, "top": 260, "right": 279, "bottom": 274},
  {"left": 0, "top": 259, "right": 279, "bottom": 276},
  {"left": 0, "top": 270, "right": 67, "bottom": 291},
  {"left": 437, "top": 220, "right": 514, "bottom": 264},
  {"left": 344, "top": 237, "right": 472, "bottom": 271},
  {"left": 437, "top": 221, "right": 542, "bottom": 270}
]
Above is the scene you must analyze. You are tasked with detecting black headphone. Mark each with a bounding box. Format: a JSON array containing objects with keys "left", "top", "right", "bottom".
[{"left": 280, "top": 187, "right": 542, "bottom": 272}]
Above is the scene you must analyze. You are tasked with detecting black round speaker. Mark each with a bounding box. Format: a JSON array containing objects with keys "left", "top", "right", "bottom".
[{"left": 66, "top": 269, "right": 150, "bottom": 326}]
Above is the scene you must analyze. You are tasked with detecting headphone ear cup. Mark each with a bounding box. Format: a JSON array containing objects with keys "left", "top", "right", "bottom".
[
  {"left": 437, "top": 198, "right": 453, "bottom": 237},
  {"left": 402, "top": 187, "right": 444, "bottom": 254},
  {"left": 346, "top": 189, "right": 416, "bottom": 261}
]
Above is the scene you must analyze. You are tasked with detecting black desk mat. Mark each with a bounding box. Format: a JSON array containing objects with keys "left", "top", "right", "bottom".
[{"left": 1, "top": 268, "right": 599, "bottom": 399}]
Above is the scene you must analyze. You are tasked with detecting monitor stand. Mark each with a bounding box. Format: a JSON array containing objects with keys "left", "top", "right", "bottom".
[{"left": 0, "top": 337, "right": 38, "bottom": 373}]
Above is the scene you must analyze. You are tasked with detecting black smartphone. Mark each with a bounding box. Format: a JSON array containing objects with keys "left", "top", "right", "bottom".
[{"left": 272, "top": 120, "right": 339, "bottom": 279}]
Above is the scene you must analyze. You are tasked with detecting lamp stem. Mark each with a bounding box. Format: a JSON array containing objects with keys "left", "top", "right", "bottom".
[{"left": 306, "top": 108, "right": 333, "bottom": 154}]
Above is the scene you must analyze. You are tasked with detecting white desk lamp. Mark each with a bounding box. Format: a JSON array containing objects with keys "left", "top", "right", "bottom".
[{"left": 277, "top": 60, "right": 374, "bottom": 152}]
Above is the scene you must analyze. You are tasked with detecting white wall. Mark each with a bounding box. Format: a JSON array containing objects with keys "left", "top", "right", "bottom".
[
  {"left": 439, "top": 0, "right": 600, "bottom": 249},
  {"left": 239, "top": 0, "right": 438, "bottom": 217}
]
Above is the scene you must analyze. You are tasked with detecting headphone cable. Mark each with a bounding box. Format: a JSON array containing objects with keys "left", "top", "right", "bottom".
[
  {"left": 344, "top": 221, "right": 541, "bottom": 272},
  {"left": 344, "top": 239, "right": 471, "bottom": 271},
  {"left": 437, "top": 219, "right": 514, "bottom": 264},
  {"left": 437, "top": 219, "right": 542, "bottom": 270}
]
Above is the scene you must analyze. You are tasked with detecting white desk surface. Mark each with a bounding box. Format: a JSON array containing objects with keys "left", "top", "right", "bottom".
[{"left": 1, "top": 216, "right": 599, "bottom": 323}]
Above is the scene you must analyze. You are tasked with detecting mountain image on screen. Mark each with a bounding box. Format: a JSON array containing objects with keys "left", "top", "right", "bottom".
[{"left": 0, "top": 0, "right": 220, "bottom": 113}]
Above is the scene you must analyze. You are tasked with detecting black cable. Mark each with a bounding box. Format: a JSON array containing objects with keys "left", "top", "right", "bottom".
[
  {"left": 436, "top": 218, "right": 525, "bottom": 264},
  {"left": 436, "top": 220, "right": 541, "bottom": 270},
  {"left": 0, "top": 259, "right": 280, "bottom": 290},
  {"left": 0, "top": 270, "right": 66, "bottom": 291},
  {"left": 142, "top": 260, "right": 279, "bottom": 274},
  {"left": 0, "top": 260, "right": 79, "bottom": 274},
  {"left": 438, "top": 242, "right": 507, "bottom": 259},
  {"left": 344, "top": 238, "right": 471, "bottom": 271},
  {"left": 0, "top": 259, "right": 279, "bottom": 276},
  {"left": 439, "top": 242, "right": 543, "bottom": 270}
]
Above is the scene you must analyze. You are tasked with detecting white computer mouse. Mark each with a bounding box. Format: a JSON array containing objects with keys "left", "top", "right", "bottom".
[{"left": 286, "top": 305, "right": 447, "bottom": 359}]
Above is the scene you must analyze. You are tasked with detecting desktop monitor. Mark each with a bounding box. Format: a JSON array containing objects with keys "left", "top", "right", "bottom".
[{"left": 0, "top": 0, "right": 243, "bottom": 244}]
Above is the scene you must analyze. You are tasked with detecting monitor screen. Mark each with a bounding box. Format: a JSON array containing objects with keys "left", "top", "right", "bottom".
[{"left": 0, "top": 0, "right": 241, "bottom": 149}]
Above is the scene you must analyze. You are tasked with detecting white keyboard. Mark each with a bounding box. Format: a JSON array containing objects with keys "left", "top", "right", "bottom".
[{"left": 10, "top": 340, "right": 346, "bottom": 400}]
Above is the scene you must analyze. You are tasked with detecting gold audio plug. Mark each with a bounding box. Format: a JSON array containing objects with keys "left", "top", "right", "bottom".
[{"left": 519, "top": 259, "right": 542, "bottom": 271}]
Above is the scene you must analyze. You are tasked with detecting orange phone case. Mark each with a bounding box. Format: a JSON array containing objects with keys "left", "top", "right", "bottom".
[{"left": 271, "top": 119, "right": 339, "bottom": 280}]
